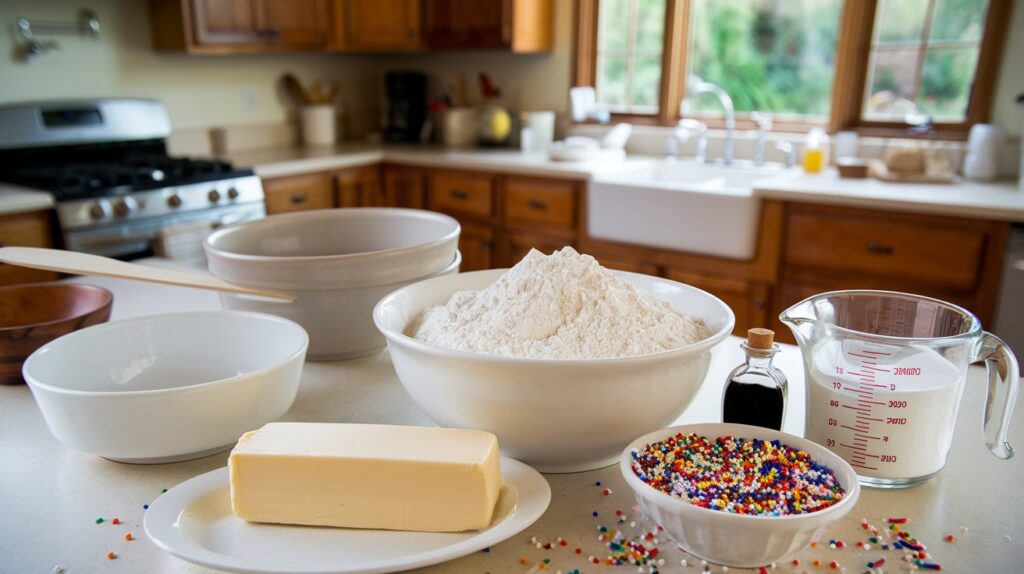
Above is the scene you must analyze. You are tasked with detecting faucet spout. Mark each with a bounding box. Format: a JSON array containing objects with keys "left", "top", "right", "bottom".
[{"left": 683, "top": 76, "right": 735, "bottom": 165}]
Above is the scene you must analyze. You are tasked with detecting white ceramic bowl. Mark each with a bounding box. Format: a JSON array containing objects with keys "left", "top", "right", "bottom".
[
  {"left": 22, "top": 311, "right": 308, "bottom": 463},
  {"left": 220, "top": 251, "right": 460, "bottom": 361},
  {"left": 204, "top": 208, "right": 460, "bottom": 290},
  {"left": 373, "top": 269, "right": 734, "bottom": 472},
  {"left": 620, "top": 423, "right": 861, "bottom": 568}
]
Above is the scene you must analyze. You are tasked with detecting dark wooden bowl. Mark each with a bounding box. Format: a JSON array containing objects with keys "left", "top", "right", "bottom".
[{"left": 0, "top": 282, "right": 113, "bottom": 385}]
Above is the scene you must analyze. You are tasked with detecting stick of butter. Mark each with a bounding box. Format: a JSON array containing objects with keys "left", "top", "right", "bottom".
[{"left": 228, "top": 422, "right": 502, "bottom": 532}]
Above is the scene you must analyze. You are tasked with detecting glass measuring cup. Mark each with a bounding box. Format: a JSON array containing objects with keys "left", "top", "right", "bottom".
[{"left": 780, "top": 290, "right": 1019, "bottom": 488}]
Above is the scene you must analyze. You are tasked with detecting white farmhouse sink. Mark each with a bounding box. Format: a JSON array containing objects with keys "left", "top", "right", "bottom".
[{"left": 589, "top": 161, "right": 785, "bottom": 259}]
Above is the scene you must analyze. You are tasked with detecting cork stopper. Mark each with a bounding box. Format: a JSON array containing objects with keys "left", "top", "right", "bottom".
[{"left": 746, "top": 328, "right": 775, "bottom": 350}]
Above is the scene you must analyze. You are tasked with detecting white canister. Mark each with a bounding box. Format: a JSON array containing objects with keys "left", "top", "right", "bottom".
[
  {"left": 833, "top": 131, "right": 859, "bottom": 160},
  {"left": 521, "top": 111, "right": 556, "bottom": 150},
  {"left": 963, "top": 123, "right": 1004, "bottom": 181},
  {"left": 442, "top": 107, "right": 479, "bottom": 147},
  {"left": 300, "top": 104, "right": 337, "bottom": 147}
]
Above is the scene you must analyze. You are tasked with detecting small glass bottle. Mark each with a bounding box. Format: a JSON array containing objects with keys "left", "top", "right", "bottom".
[{"left": 722, "top": 328, "right": 787, "bottom": 430}]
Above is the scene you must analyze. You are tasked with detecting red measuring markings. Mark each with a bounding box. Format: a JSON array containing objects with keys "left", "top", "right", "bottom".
[{"left": 839, "top": 345, "right": 894, "bottom": 474}]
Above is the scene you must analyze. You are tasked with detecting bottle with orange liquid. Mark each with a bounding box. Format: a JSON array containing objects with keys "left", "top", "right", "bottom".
[{"left": 803, "top": 127, "right": 829, "bottom": 173}]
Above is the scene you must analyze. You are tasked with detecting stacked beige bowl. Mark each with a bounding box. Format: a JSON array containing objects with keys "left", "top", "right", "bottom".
[{"left": 205, "top": 208, "right": 461, "bottom": 360}]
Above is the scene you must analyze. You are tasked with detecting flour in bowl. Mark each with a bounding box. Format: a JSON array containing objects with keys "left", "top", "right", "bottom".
[{"left": 410, "top": 247, "right": 710, "bottom": 359}]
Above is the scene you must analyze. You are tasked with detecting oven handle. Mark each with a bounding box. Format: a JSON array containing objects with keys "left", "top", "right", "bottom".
[{"left": 73, "top": 232, "right": 158, "bottom": 248}]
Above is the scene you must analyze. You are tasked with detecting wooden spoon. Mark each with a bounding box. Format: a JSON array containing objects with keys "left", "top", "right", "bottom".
[
  {"left": 0, "top": 247, "right": 296, "bottom": 301},
  {"left": 282, "top": 73, "right": 310, "bottom": 105}
]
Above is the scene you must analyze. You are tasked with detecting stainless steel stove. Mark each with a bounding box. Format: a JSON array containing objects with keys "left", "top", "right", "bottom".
[{"left": 0, "top": 99, "right": 265, "bottom": 259}]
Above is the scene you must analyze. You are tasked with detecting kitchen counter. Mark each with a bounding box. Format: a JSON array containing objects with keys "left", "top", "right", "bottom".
[
  {"left": 225, "top": 144, "right": 1024, "bottom": 222},
  {"left": 0, "top": 183, "right": 54, "bottom": 216},
  {"left": 1, "top": 266, "right": 1021, "bottom": 573},
  {"left": 224, "top": 144, "right": 646, "bottom": 182}
]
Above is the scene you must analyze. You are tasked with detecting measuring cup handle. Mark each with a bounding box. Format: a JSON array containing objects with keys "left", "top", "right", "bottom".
[{"left": 975, "top": 332, "right": 1020, "bottom": 459}]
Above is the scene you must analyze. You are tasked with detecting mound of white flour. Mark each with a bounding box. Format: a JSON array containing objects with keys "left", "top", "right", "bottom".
[{"left": 410, "top": 247, "right": 710, "bottom": 359}]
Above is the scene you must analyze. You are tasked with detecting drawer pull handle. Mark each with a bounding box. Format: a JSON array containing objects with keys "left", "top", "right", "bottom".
[
  {"left": 449, "top": 189, "right": 469, "bottom": 200},
  {"left": 866, "top": 241, "right": 894, "bottom": 255},
  {"left": 527, "top": 199, "right": 547, "bottom": 211},
  {"left": 290, "top": 192, "right": 307, "bottom": 204}
]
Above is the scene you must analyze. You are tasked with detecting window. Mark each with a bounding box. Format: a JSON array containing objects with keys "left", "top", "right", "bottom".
[
  {"left": 595, "top": 0, "right": 666, "bottom": 114},
  {"left": 575, "top": 0, "right": 1011, "bottom": 136},
  {"left": 685, "top": 0, "right": 842, "bottom": 121},
  {"left": 863, "top": 0, "right": 991, "bottom": 122}
]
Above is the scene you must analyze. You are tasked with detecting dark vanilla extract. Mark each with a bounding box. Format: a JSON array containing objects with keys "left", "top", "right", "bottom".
[{"left": 721, "top": 328, "right": 787, "bottom": 431}]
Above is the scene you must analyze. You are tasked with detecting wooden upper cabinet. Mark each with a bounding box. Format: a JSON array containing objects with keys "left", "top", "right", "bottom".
[
  {"left": 424, "top": 0, "right": 552, "bottom": 52},
  {"left": 151, "top": 0, "right": 330, "bottom": 52},
  {"left": 190, "top": 0, "right": 263, "bottom": 44},
  {"left": 332, "top": 0, "right": 421, "bottom": 50}
]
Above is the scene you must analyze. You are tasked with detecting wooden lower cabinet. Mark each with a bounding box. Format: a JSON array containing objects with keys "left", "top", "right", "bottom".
[
  {"left": 458, "top": 223, "right": 496, "bottom": 272},
  {"left": 0, "top": 211, "right": 60, "bottom": 285},
  {"left": 335, "top": 166, "right": 384, "bottom": 207},
  {"left": 502, "top": 231, "right": 572, "bottom": 266},
  {"left": 384, "top": 168, "right": 426, "bottom": 208},
  {"left": 263, "top": 173, "right": 334, "bottom": 214},
  {"left": 668, "top": 269, "right": 770, "bottom": 336}
]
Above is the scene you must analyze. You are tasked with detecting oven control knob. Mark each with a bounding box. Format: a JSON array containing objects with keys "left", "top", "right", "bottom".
[
  {"left": 113, "top": 198, "right": 136, "bottom": 218},
  {"left": 208, "top": 189, "right": 221, "bottom": 203},
  {"left": 227, "top": 187, "right": 240, "bottom": 200},
  {"left": 88, "top": 202, "right": 107, "bottom": 220},
  {"left": 167, "top": 194, "right": 182, "bottom": 208}
]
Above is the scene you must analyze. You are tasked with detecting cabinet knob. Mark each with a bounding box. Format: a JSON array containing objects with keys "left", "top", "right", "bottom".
[
  {"left": 290, "top": 192, "right": 307, "bottom": 204},
  {"left": 449, "top": 189, "right": 469, "bottom": 200},
  {"left": 865, "top": 241, "right": 894, "bottom": 255},
  {"left": 527, "top": 199, "right": 547, "bottom": 211}
]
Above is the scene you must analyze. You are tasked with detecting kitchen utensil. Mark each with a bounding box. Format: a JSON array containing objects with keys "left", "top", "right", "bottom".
[
  {"left": 144, "top": 458, "right": 549, "bottom": 574},
  {"left": 281, "top": 73, "right": 310, "bottom": 105},
  {"left": 299, "top": 104, "right": 336, "bottom": 146},
  {"left": 205, "top": 208, "right": 461, "bottom": 360},
  {"left": 373, "top": 269, "right": 734, "bottom": 472},
  {"left": 0, "top": 282, "right": 112, "bottom": 385},
  {"left": 0, "top": 247, "right": 295, "bottom": 301},
  {"left": 23, "top": 311, "right": 308, "bottom": 463},
  {"left": 781, "top": 290, "right": 1019, "bottom": 488},
  {"left": 620, "top": 423, "right": 860, "bottom": 568}
]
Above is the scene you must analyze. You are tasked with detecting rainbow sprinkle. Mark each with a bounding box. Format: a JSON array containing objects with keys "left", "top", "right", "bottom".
[{"left": 629, "top": 433, "right": 845, "bottom": 516}]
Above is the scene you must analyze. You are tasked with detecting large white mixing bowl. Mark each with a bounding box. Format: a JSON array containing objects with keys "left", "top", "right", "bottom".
[{"left": 373, "top": 269, "right": 735, "bottom": 472}]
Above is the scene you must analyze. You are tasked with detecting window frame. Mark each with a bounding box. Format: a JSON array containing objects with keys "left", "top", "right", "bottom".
[{"left": 573, "top": 0, "right": 1012, "bottom": 139}]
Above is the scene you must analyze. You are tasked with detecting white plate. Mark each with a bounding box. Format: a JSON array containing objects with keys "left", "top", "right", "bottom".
[{"left": 144, "top": 458, "right": 550, "bottom": 574}]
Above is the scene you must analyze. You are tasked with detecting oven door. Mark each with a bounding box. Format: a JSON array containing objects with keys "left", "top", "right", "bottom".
[{"left": 63, "top": 202, "right": 266, "bottom": 260}]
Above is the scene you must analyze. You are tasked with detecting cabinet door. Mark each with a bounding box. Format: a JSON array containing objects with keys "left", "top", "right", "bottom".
[
  {"left": 191, "top": 0, "right": 264, "bottom": 45},
  {"left": 427, "top": 172, "right": 495, "bottom": 221},
  {"left": 264, "top": 173, "right": 334, "bottom": 214},
  {"left": 668, "top": 270, "right": 770, "bottom": 336},
  {"left": 335, "top": 167, "right": 385, "bottom": 207},
  {"left": 263, "top": 0, "right": 330, "bottom": 47},
  {"left": 384, "top": 169, "right": 426, "bottom": 208},
  {"left": 0, "top": 211, "right": 60, "bottom": 286},
  {"left": 337, "top": 0, "right": 421, "bottom": 49},
  {"left": 459, "top": 223, "right": 495, "bottom": 272},
  {"left": 503, "top": 232, "right": 571, "bottom": 267},
  {"left": 424, "top": 0, "right": 507, "bottom": 48}
]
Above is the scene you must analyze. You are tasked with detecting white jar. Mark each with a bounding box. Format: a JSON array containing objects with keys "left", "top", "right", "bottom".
[{"left": 300, "top": 104, "right": 336, "bottom": 147}]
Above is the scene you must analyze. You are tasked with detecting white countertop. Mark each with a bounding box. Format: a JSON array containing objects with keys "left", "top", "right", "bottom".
[
  {"left": 224, "top": 145, "right": 1024, "bottom": 222},
  {"left": 1, "top": 265, "right": 1021, "bottom": 573},
  {"left": 0, "top": 183, "right": 54, "bottom": 216}
]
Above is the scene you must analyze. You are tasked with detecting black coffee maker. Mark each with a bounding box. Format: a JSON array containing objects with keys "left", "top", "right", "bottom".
[{"left": 384, "top": 71, "right": 427, "bottom": 143}]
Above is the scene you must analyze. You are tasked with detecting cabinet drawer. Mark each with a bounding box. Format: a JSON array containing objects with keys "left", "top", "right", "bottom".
[
  {"left": 505, "top": 178, "right": 577, "bottom": 229},
  {"left": 263, "top": 173, "right": 334, "bottom": 214},
  {"left": 428, "top": 172, "right": 495, "bottom": 219},
  {"left": 785, "top": 208, "right": 986, "bottom": 290}
]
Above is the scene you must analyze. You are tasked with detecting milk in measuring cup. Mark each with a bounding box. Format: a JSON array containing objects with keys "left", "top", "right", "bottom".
[{"left": 805, "top": 340, "right": 964, "bottom": 481}]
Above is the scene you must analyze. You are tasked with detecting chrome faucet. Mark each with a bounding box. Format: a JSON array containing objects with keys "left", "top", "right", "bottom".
[
  {"left": 683, "top": 76, "right": 735, "bottom": 165},
  {"left": 751, "top": 111, "right": 772, "bottom": 166},
  {"left": 665, "top": 119, "right": 708, "bottom": 162}
]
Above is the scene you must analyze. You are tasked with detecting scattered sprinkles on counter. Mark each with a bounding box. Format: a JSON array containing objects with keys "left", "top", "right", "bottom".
[{"left": 629, "top": 433, "right": 845, "bottom": 516}]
